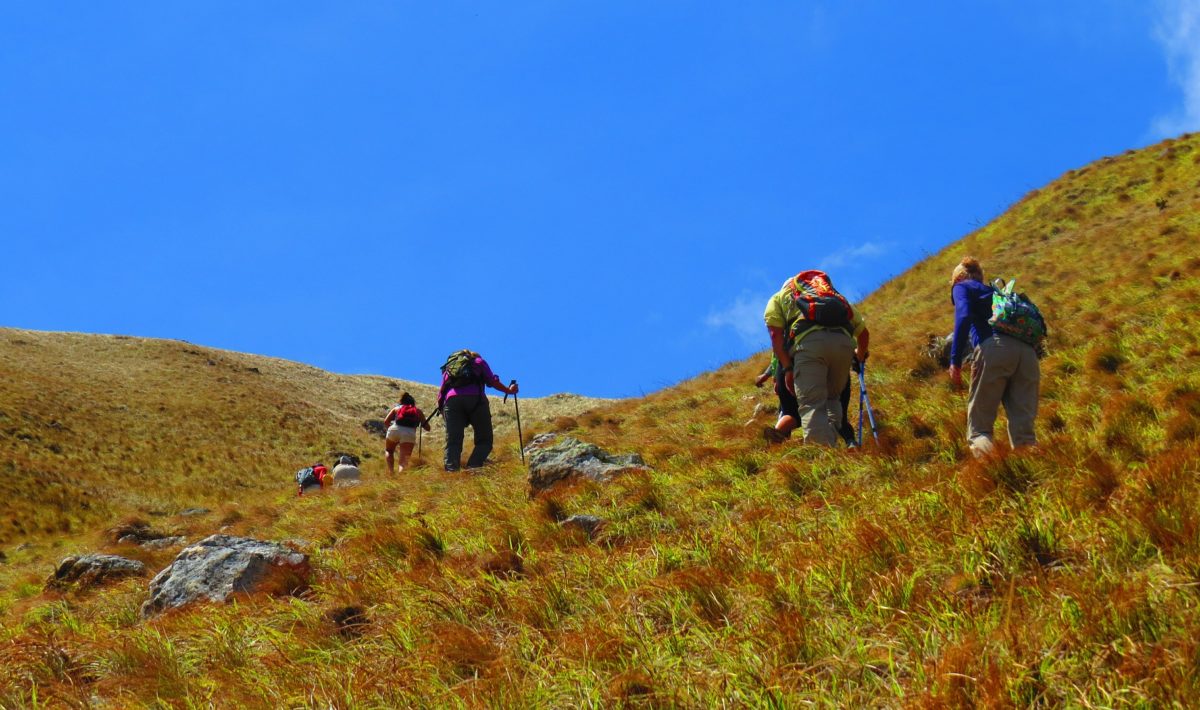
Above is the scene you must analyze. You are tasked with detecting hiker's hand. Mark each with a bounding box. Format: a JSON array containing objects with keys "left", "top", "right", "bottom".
[
  {"left": 855, "top": 348, "right": 869, "bottom": 365},
  {"left": 784, "top": 370, "right": 795, "bottom": 396},
  {"left": 754, "top": 373, "right": 769, "bottom": 388},
  {"left": 508, "top": 382, "right": 519, "bottom": 395},
  {"left": 851, "top": 356, "right": 861, "bottom": 375},
  {"left": 948, "top": 364, "right": 962, "bottom": 388}
]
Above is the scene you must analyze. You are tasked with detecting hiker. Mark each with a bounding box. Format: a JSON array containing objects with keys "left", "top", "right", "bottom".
[
  {"left": 763, "top": 270, "right": 870, "bottom": 447},
  {"left": 948, "top": 256, "right": 1040, "bottom": 457},
  {"left": 437, "top": 350, "right": 518, "bottom": 472},
  {"left": 332, "top": 454, "right": 361, "bottom": 483},
  {"left": 295, "top": 462, "right": 329, "bottom": 496},
  {"left": 756, "top": 355, "right": 799, "bottom": 442},
  {"left": 383, "top": 393, "right": 432, "bottom": 475}
]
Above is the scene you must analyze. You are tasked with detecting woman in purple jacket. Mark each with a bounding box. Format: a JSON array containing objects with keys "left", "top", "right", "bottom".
[
  {"left": 437, "top": 351, "right": 518, "bottom": 472},
  {"left": 948, "top": 257, "right": 1040, "bottom": 458}
]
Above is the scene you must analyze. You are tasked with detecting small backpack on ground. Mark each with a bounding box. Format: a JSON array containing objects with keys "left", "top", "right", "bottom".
[
  {"left": 788, "top": 270, "right": 854, "bottom": 341},
  {"left": 989, "top": 278, "right": 1048, "bottom": 355},
  {"left": 394, "top": 404, "right": 422, "bottom": 427},
  {"left": 441, "top": 350, "right": 482, "bottom": 387},
  {"left": 295, "top": 463, "right": 328, "bottom": 495}
]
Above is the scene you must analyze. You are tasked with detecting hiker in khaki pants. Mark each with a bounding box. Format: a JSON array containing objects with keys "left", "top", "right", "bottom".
[{"left": 947, "top": 257, "right": 1040, "bottom": 457}]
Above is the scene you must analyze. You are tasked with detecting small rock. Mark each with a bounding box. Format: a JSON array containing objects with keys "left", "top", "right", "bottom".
[
  {"left": 48, "top": 554, "right": 147, "bottom": 591},
  {"left": 140, "top": 536, "right": 187, "bottom": 550},
  {"left": 177, "top": 508, "right": 211, "bottom": 517},
  {"left": 362, "top": 420, "right": 388, "bottom": 437},
  {"left": 141, "top": 535, "right": 311, "bottom": 618},
  {"left": 560, "top": 514, "right": 605, "bottom": 539}
]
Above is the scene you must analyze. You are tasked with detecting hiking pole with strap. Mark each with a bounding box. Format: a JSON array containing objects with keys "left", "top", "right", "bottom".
[
  {"left": 503, "top": 379, "right": 525, "bottom": 464},
  {"left": 857, "top": 362, "right": 880, "bottom": 446}
]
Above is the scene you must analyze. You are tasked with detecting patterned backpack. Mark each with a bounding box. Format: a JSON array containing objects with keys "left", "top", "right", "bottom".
[
  {"left": 989, "top": 278, "right": 1047, "bottom": 354},
  {"left": 787, "top": 270, "right": 854, "bottom": 342}
]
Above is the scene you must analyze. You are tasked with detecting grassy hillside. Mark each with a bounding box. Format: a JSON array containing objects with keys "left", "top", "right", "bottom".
[
  {"left": 0, "top": 330, "right": 606, "bottom": 543},
  {"left": 1, "top": 134, "right": 1198, "bottom": 707}
]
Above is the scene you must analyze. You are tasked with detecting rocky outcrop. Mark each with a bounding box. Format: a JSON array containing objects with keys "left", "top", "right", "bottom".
[
  {"left": 525, "top": 434, "right": 648, "bottom": 493},
  {"left": 140, "top": 535, "right": 311, "bottom": 618},
  {"left": 48, "top": 554, "right": 147, "bottom": 591}
]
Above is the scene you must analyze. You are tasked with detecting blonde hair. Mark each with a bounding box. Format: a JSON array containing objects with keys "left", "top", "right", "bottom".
[{"left": 950, "top": 256, "right": 983, "bottom": 285}]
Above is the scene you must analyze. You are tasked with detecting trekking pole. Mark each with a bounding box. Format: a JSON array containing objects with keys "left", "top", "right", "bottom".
[
  {"left": 503, "top": 379, "right": 525, "bottom": 464},
  {"left": 858, "top": 362, "right": 880, "bottom": 445}
]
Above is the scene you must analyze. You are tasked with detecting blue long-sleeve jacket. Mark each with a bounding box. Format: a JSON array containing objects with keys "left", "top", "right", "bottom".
[{"left": 950, "top": 279, "right": 995, "bottom": 367}]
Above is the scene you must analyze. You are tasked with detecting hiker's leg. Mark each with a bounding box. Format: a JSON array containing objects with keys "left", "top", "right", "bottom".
[
  {"left": 967, "top": 336, "right": 1015, "bottom": 457},
  {"left": 384, "top": 437, "right": 398, "bottom": 475},
  {"left": 443, "top": 397, "right": 468, "bottom": 471},
  {"left": 1002, "top": 337, "right": 1040, "bottom": 448},
  {"left": 777, "top": 382, "right": 800, "bottom": 436},
  {"left": 397, "top": 442, "right": 415, "bottom": 471},
  {"left": 465, "top": 396, "right": 493, "bottom": 468},
  {"left": 837, "top": 373, "right": 856, "bottom": 445},
  {"left": 793, "top": 335, "right": 837, "bottom": 447},
  {"left": 820, "top": 331, "right": 855, "bottom": 446}
]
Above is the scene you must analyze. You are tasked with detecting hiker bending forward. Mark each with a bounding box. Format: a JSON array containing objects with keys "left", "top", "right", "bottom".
[
  {"left": 948, "top": 257, "right": 1039, "bottom": 457},
  {"left": 438, "top": 351, "right": 517, "bottom": 471},
  {"left": 764, "top": 272, "right": 870, "bottom": 447}
]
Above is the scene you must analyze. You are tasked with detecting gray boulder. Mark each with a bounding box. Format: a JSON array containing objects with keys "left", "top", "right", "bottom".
[
  {"left": 140, "top": 535, "right": 311, "bottom": 618},
  {"left": 48, "top": 554, "right": 147, "bottom": 591},
  {"left": 525, "top": 434, "right": 649, "bottom": 493}
]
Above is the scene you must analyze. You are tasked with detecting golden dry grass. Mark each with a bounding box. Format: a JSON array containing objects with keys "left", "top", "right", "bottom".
[{"left": 0, "top": 133, "right": 1198, "bottom": 707}]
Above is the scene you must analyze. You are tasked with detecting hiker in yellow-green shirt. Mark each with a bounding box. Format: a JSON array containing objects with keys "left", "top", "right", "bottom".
[{"left": 763, "top": 270, "right": 870, "bottom": 447}]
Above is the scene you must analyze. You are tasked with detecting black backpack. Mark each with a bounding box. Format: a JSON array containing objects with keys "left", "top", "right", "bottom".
[{"left": 441, "top": 350, "right": 482, "bottom": 387}]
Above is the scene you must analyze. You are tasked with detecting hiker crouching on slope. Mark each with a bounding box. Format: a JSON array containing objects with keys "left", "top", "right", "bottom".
[
  {"left": 948, "top": 257, "right": 1039, "bottom": 457},
  {"left": 437, "top": 350, "right": 517, "bottom": 472},
  {"left": 763, "top": 270, "right": 870, "bottom": 447},
  {"left": 755, "top": 355, "right": 800, "bottom": 441},
  {"left": 383, "top": 392, "right": 432, "bottom": 475}
]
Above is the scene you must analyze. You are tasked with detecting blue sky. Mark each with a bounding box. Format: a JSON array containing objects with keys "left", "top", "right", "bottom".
[{"left": 3, "top": 1, "right": 1198, "bottom": 398}]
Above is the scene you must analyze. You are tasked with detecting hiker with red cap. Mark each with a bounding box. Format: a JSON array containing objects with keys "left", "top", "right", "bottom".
[
  {"left": 763, "top": 270, "right": 870, "bottom": 447},
  {"left": 437, "top": 350, "right": 518, "bottom": 472}
]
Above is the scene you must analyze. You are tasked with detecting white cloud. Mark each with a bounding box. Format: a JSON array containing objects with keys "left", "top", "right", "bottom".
[
  {"left": 705, "top": 291, "right": 772, "bottom": 348},
  {"left": 1151, "top": 0, "right": 1200, "bottom": 138},
  {"left": 818, "top": 241, "right": 892, "bottom": 271}
]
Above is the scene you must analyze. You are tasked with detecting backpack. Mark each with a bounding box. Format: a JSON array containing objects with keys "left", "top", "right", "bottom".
[
  {"left": 394, "top": 404, "right": 422, "bottom": 427},
  {"left": 441, "top": 350, "right": 482, "bottom": 388},
  {"left": 989, "top": 278, "right": 1047, "bottom": 352},
  {"left": 787, "top": 270, "right": 853, "bottom": 341},
  {"left": 295, "top": 464, "right": 328, "bottom": 493}
]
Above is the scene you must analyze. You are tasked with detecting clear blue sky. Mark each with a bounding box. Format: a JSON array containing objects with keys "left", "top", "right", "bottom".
[{"left": 3, "top": 2, "right": 1198, "bottom": 397}]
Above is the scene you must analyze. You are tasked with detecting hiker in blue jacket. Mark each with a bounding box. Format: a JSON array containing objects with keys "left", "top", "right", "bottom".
[{"left": 948, "top": 256, "right": 1040, "bottom": 457}]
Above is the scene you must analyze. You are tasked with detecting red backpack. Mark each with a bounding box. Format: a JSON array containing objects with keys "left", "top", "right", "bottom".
[
  {"left": 787, "top": 270, "right": 854, "bottom": 341},
  {"left": 393, "top": 404, "right": 422, "bottom": 428}
]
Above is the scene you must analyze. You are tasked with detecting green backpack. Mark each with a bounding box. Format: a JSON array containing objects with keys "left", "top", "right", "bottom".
[
  {"left": 441, "top": 350, "right": 482, "bottom": 387},
  {"left": 989, "top": 278, "right": 1047, "bottom": 353}
]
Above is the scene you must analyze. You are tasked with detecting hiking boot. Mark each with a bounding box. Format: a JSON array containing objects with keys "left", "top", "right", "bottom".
[{"left": 762, "top": 426, "right": 788, "bottom": 444}]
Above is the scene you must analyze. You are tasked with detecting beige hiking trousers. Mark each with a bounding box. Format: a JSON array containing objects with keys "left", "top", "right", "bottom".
[
  {"left": 791, "top": 328, "right": 856, "bottom": 447},
  {"left": 967, "top": 333, "right": 1040, "bottom": 456}
]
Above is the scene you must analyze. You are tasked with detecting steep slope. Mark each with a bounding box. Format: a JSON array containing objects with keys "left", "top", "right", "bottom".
[
  {"left": 1, "top": 134, "right": 1197, "bottom": 707},
  {"left": 0, "top": 329, "right": 607, "bottom": 543}
]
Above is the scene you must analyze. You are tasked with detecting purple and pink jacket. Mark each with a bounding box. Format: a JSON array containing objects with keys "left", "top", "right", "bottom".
[{"left": 437, "top": 355, "right": 503, "bottom": 406}]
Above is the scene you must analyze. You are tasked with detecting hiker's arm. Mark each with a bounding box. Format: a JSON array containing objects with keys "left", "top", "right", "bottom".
[
  {"left": 768, "top": 327, "right": 790, "bottom": 370},
  {"left": 418, "top": 408, "right": 432, "bottom": 431},
  {"left": 488, "top": 377, "right": 517, "bottom": 395},
  {"left": 383, "top": 409, "right": 396, "bottom": 426},
  {"left": 855, "top": 328, "right": 870, "bottom": 364}
]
